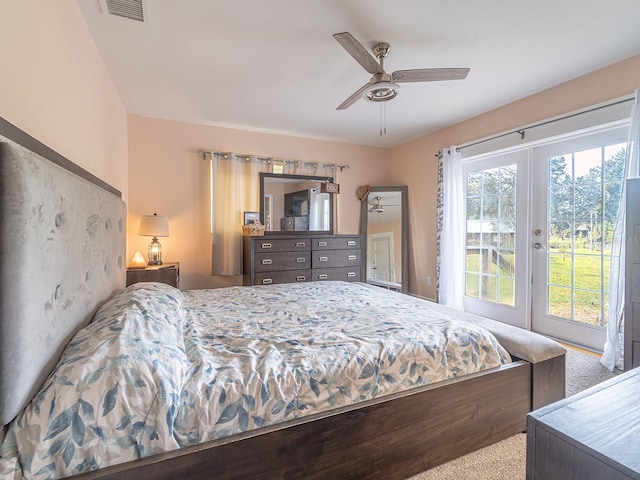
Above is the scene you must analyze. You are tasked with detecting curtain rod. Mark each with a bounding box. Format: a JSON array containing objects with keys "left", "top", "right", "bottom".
[
  {"left": 197, "top": 150, "right": 350, "bottom": 172},
  {"left": 436, "top": 95, "right": 634, "bottom": 158}
]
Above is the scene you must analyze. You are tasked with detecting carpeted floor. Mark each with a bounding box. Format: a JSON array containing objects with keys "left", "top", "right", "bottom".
[
  {"left": 565, "top": 347, "right": 618, "bottom": 396},
  {"left": 406, "top": 347, "right": 620, "bottom": 480}
]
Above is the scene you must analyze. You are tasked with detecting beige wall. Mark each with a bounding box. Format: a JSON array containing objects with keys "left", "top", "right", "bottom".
[
  {"left": 0, "top": 2, "right": 128, "bottom": 198},
  {"left": 127, "top": 115, "right": 391, "bottom": 290},
  {"left": 4, "top": 4, "right": 638, "bottom": 302},
  {"left": 391, "top": 55, "right": 640, "bottom": 299}
]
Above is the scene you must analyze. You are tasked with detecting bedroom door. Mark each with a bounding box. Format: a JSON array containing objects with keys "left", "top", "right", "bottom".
[
  {"left": 531, "top": 128, "right": 627, "bottom": 350},
  {"left": 462, "top": 150, "right": 531, "bottom": 329},
  {"left": 368, "top": 234, "right": 393, "bottom": 281}
]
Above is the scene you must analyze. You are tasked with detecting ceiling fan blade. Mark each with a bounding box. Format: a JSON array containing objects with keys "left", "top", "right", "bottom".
[
  {"left": 336, "top": 82, "right": 371, "bottom": 110},
  {"left": 333, "top": 32, "right": 383, "bottom": 75},
  {"left": 392, "top": 68, "right": 470, "bottom": 83}
]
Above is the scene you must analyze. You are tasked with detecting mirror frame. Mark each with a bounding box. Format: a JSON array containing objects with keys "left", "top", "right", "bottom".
[
  {"left": 260, "top": 172, "right": 334, "bottom": 235},
  {"left": 360, "top": 186, "right": 409, "bottom": 293}
]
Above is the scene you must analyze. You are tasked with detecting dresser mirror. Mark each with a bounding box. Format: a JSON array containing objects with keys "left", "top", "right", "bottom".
[
  {"left": 260, "top": 173, "right": 334, "bottom": 234},
  {"left": 360, "top": 186, "right": 408, "bottom": 293}
]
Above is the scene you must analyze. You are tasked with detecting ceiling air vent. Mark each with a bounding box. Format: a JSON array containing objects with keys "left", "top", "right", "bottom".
[{"left": 100, "top": 0, "right": 146, "bottom": 23}]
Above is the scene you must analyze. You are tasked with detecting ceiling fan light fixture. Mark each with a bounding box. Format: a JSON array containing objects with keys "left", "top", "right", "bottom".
[{"left": 362, "top": 82, "right": 401, "bottom": 103}]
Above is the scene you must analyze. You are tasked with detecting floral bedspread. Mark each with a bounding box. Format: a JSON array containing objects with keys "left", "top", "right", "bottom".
[{"left": 0, "top": 281, "right": 511, "bottom": 479}]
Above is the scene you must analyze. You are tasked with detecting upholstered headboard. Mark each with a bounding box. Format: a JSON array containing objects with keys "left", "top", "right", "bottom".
[{"left": 0, "top": 118, "right": 126, "bottom": 425}]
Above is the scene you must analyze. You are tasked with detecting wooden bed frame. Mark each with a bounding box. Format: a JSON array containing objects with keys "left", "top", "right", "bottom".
[
  {"left": 74, "top": 358, "right": 565, "bottom": 480},
  {"left": 0, "top": 118, "right": 565, "bottom": 479}
]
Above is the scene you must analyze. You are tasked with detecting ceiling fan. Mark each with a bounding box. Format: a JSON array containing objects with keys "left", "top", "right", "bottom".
[
  {"left": 333, "top": 32, "right": 470, "bottom": 110},
  {"left": 368, "top": 196, "right": 401, "bottom": 214}
]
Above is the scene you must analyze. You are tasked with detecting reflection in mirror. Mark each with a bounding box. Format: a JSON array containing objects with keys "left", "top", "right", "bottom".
[
  {"left": 260, "top": 173, "right": 334, "bottom": 234},
  {"left": 361, "top": 186, "right": 408, "bottom": 293}
]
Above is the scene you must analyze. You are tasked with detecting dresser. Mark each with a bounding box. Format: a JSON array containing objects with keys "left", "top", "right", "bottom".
[
  {"left": 243, "top": 235, "right": 362, "bottom": 286},
  {"left": 626, "top": 178, "right": 640, "bottom": 370},
  {"left": 526, "top": 368, "right": 640, "bottom": 480}
]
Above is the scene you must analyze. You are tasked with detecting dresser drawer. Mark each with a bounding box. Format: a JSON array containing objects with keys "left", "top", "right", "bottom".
[
  {"left": 313, "top": 236, "right": 361, "bottom": 250},
  {"left": 312, "top": 249, "right": 361, "bottom": 268},
  {"left": 255, "top": 270, "right": 311, "bottom": 285},
  {"left": 253, "top": 238, "right": 311, "bottom": 253},
  {"left": 312, "top": 266, "right": 361, "bottom": 282},
  {"left": 255, "top": 252, "right": 311, "bottom": 272}
]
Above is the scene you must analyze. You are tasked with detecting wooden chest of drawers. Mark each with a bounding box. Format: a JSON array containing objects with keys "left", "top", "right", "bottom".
[
  {"left": 626, "top": 178, "right": 640, "bottom": 370},
  {"left": 527, "top": 368, "right": 640, "bottom": 479},
  {"left": 243, "top": 235, "right": 362, "bottom": 286}
]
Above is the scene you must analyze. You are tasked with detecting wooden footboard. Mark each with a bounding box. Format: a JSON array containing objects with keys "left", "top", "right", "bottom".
[
  {"left": 76, "top": 361, "right": 531, "bottom": 480},
  {"left": 531, "top": 354, "right": 566, "bottom": 410}
]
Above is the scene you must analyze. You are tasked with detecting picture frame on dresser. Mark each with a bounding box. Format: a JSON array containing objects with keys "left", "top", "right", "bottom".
[{"left": 243, "top": 211, "right": 260, "bottom": 224}]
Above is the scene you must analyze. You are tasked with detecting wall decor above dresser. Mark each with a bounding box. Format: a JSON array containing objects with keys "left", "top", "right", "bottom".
[{"left": 243, "top": 235, "right": 362, "bottom": 286}]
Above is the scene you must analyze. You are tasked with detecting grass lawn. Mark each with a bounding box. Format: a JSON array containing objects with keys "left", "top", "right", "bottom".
[{"left": 465, "top": 247, "right": 610, "bottom": 326}]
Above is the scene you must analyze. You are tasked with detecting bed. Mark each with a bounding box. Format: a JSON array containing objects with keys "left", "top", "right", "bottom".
[{"left": 0, "top": 117, "right": 566, "bottom": 479}]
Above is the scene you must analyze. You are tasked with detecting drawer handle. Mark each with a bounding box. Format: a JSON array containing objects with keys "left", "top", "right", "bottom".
[
  {"left": 319, "top": 256, "right": 328, "bottom": 262},
  {"left": 261, "top": 243, "right": 272, "bottom": 249},
  {"left": 348, "top": 255, "right": 357, "bottom": 260},
  {"left": 262, "top": 259, "right": 272, "bottom": 265},
  {"left": 296, "top": 242, "right": 306, "bottom": 247},
  {"left": 318, "top": 274, "right": 328, "bottom": 280},
  {"left": 318, "top": 241, "right": 328, "bottom": 247},
  {"left": 262, "top": 278, "right": 273, "bottom": 285},
  {"left": 347, "top": 240, "right": 356, "bottom": 246},
  {"left": 348, "top": 272, "right": 356, "bottom": 277},
  {"left": 296, "top": 275, "right": 306, "bottom": 281},
  {"left": 296, "top": 257, "right": 306, "bottom": 263}
]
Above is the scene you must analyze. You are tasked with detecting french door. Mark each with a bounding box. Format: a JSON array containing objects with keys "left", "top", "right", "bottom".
[
  {"left": 531, "top": 128, "right": 627, "bottom": 350},
  {"left": 462, "top": 125, "right": 627, "bottom": 350},
  {"left": 462, "top": 150, "right": 531, "bottom": 329}
]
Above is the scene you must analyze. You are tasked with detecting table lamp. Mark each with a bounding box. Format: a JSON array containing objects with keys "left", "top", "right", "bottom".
[{"left": 138, "top": 213, "right": 169, "bottom": 265}]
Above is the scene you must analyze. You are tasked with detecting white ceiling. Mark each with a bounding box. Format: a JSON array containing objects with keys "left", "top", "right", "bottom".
[{"left": 78, "top": 1, "right": 640, "bottom": 148}]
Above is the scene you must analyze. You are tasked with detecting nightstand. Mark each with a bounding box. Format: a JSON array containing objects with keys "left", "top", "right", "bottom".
[{"left": 126, "top": 262, "right": 180, "bottom": 288}]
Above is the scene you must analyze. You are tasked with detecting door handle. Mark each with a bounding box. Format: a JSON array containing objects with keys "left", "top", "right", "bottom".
[{"left": 533, "top": 242, "right": 545, "bottom": 250}]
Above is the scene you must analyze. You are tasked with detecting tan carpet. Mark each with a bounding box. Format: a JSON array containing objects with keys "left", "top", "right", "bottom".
[
  {"left": 406, "top": 434, "right": 526, "bottom": 480},
  {"left": 405, "top": 347, "right": 621, "bottom": 479}
]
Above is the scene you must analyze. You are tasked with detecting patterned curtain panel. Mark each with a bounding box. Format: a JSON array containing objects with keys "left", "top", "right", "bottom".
[
  {"left": 438, "top": 146, "right": 464, "bottom": 310},
  {"left": 436, "top": 155, "right": 444, "bottom": 303}
]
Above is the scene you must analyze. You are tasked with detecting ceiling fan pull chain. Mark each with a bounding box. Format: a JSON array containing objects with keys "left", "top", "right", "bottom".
[
  {"left": 379, "top": 103, "right": 387, "bottom": 137},
  {"left": 384, "top": 103, "right": 387, "bottom": 135}
]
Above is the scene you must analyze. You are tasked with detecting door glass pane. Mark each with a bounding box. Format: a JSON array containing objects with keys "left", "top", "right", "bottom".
[
  {"left": 465, "top": 165, "right": 516, "bottom": 306},
  {"left": 549, "top": 285, "right": 572, "bottom": 318},
  {"left": 546, "top": 142, "right": 626, "bottom": 327},
  {"left": 548, "top": 253, "right": 572, "bottom": 287}
]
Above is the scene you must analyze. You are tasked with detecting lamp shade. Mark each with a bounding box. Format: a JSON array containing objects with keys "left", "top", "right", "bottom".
[{"left": 138, "top": 214, "right": 169, "bottom": 237}]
